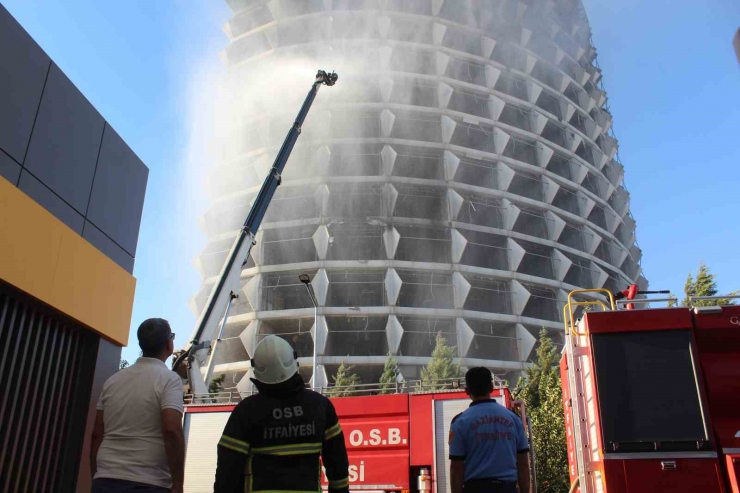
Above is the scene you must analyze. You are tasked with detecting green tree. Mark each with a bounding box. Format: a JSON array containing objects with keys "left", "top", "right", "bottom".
[
  {"left": 378, "top": 353, "right": 400, "bottom": 394},
  {"left": 681, "top": 263, "right": 737, "bottom": 307},
  {"left": 327, "top": 361, "right": 362, "bottom": 397},
  {"left": 209, "top": 374, "right": 226, "bottom": 394},
  {"left": 514, "top": 330, "right": 568, "bottom": 493},
  {"left": 119, "top": 359, "right": 129, "bottom": 370},
  {"left": 420, "top": 333, "right": 463, "bottom": 390},
  {"left": 208, "top": 374, "right": 227, "bottom": 403}
]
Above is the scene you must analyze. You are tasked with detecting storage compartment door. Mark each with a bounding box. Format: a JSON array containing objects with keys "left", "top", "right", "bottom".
[{"left": 184, "top": 412, "right": 231, "bottom": 493}]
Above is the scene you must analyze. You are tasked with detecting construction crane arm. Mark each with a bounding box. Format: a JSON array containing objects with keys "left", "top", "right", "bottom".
[{"left": 173, "top": 70, "right": 338, "bottom": 394}]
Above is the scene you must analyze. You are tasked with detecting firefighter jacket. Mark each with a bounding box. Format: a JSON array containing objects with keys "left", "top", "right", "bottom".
[{"left": 214, "top": 373, "right": 349, "bottom": 493}]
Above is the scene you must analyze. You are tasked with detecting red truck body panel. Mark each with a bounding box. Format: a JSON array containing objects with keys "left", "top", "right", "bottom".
[
  {"left": 330, "top": 394, "right": 412, "bottom": 490},
  {"left": 409, "top": 393, "right": 435, "bottom": 468},
  {"left": 582, "top": 306, "right": 694, "bottom": 334},
  {"left": 692, "top": 306, "right": 740, "bottom": 493},
  {"left": 601, "top": 457, "right": 725, "bottom": 493},
  {"left": 692, "top": 307, "right": 740, "bottom": 451}
]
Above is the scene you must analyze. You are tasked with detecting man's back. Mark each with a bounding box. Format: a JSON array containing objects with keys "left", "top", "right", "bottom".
[
  {"left": 96, "top": 357, "right": 183, "bottom": 488},
  {"left": 449, "top": 400, "right": 528, "bottom": 483}
]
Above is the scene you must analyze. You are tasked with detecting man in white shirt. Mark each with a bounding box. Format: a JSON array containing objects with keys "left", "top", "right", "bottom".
[{"left": 90, "top": 318, "right": 185, "bottom": 493}]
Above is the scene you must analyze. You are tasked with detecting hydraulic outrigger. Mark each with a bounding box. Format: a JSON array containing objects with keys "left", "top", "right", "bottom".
[{"left": 173, "top": 70, "right": 338, "bottom": 395}]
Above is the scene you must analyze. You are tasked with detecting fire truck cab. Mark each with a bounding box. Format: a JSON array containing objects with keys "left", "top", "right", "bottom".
[{"left": 181, "top": 385, "right": 532, "bottom": 493}]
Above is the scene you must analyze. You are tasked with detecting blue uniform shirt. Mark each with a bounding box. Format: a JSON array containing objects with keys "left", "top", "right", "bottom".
[{"left": 448, "top": 399, "right": 529, "bottom": 483}]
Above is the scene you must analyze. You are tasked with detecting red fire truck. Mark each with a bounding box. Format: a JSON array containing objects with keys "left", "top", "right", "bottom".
[
  {"left": 181, "top": 384, "right": 534, "bottom": 493},
  {"left": 560, "top": 289, "right": 740, "bottom": 493}
]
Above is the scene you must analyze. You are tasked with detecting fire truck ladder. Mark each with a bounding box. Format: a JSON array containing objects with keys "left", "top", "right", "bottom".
[
  {"left": 562, "top": 288, "right": 616, "bottom": 493},
  {"left": 172, "top": 70, "right": 338, "bottom": 395}
]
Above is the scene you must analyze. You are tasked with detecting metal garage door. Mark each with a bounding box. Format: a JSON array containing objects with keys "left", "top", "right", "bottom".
[
  {"left": 183, "top": 412, "right": 232, "bottom": 493},
  {"left": 433, "top": 396, "right": 504, "bottom": 493}
]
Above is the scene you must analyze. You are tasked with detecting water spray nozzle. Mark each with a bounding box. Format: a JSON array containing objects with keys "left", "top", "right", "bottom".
[{"left": 316, "top": 70, "right": 338, "bottom": 86}]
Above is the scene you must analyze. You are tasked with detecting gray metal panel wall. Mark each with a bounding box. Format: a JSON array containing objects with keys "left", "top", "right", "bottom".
[
  {"left": 0, "top": 3, "right": 50, "bottom": 164},
  {"left": 0, "top": 280, "right": 99, "bottom": 493},
  {"left": 0, "top": 4, "right": 148, "bottom": 274},
  {"left": 24, "top": 62, "right": 106, "bottom": 214},
  {"left": 86, "top": 125, "right": 149, "bottom": 257}
]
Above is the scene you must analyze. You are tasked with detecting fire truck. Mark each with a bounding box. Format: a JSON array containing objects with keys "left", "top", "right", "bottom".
[
  {"left": 560, "top": 288, "right": 740, "bottom": 493},
  {"left": 181, "top": 382, "right": 535, "bottom": 493}
]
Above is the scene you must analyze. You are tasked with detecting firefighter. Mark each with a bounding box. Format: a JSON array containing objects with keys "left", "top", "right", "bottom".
[
  {"left": 214, "top": 335, "right": 349, "bottom": 493},
  {"left": 449, "top": 367, "right": 531, "bottom": 493}
]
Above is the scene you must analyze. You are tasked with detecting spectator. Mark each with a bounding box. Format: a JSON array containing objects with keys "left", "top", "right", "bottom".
[
  {"left": 90, "top": 318, "right": 185, "bottom": 493},
  {"left": 449, "top": 367, "right": 531, "bottom": 493}
]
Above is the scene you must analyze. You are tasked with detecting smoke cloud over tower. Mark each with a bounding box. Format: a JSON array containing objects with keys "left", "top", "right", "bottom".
[{"left": 190, "top": 0, "right": 645, "bottom": 392}]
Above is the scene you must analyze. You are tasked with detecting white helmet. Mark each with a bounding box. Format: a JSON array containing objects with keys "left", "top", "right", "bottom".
[{"left": 251, "top": 335, "right": 299, "bottom": 384}]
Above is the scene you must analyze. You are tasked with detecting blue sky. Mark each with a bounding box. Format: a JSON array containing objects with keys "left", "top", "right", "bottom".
[{"left": 3, "top": 0, "right": 738, "bottom": 364}]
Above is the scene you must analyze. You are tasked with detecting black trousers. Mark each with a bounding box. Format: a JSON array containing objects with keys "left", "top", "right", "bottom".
[
  {"left": 92, "top": 478, "right": 170, "bottom": 492},
  {"left": 464, "top": 477, "right": 518, "bottom": 493}
]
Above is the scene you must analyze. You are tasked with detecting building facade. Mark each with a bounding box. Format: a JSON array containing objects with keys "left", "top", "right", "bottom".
[
  {"left": 0, "top": 4, "right": 148, "bottom": 492},
  {"left": 194, "top": 0, "right": 646, "bottom": 391}
]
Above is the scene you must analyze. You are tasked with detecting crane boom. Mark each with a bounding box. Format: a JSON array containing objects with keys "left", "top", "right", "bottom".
[{"left": 173, "top": 70, "right": 338, "bottom": 394}]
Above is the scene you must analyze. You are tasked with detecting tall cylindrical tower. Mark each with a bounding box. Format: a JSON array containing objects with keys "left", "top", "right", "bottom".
[{"left": 192, "top": 0, "right": 645, "bottom": 391}]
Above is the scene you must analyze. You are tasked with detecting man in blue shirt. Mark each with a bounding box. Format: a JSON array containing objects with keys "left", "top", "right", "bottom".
[{"left": 449, "top": 367, "right": 531, "bottom": 493}]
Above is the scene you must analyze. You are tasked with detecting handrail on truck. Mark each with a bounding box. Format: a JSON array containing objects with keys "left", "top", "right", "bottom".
[
  {"left": 689, "top": 295, "right": 740, "bottom": 302},
  {"left": 561, "top": 287, "right": 677, "bottom": 337},
  {"left": 615, "top": 297, "right": 677, "bottom": 306},
  {"left": 689, "top": 295, "right": 740, "bottom": 314},
  {"left": 562, "top": 288, "right": 616, "bottom": 336}
]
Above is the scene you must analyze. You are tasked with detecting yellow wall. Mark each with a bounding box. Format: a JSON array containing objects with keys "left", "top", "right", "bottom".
[{"left": 0, "top": 176, "right": 135, "bottom": 345}]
